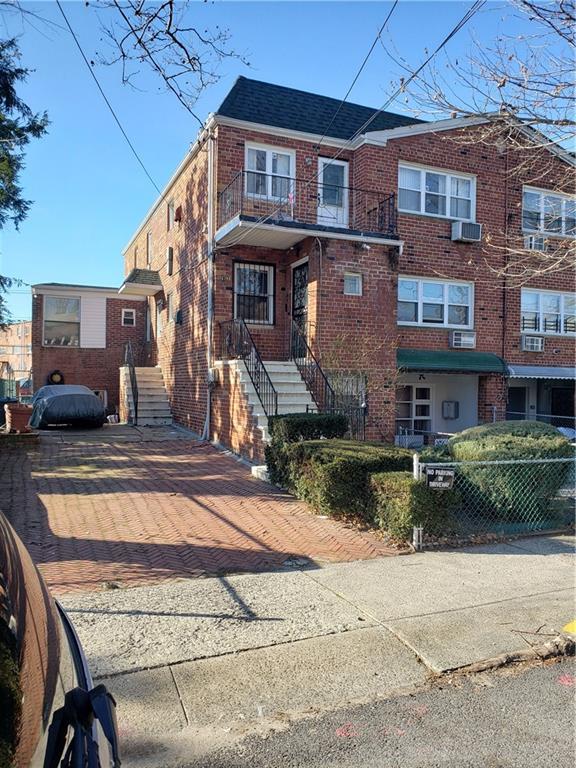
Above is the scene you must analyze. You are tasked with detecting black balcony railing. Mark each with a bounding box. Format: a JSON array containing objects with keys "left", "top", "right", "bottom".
[
  {"left": 218, "top": 170, "right": 398, "bottom": 237},
  {"left": 220, "top": 319, "right": 278, "bottom": 418}
]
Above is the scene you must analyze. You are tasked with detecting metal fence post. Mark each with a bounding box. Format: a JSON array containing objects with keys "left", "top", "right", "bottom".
[{"left": 413, "top": 452, "right": 420, "bottom": 480}]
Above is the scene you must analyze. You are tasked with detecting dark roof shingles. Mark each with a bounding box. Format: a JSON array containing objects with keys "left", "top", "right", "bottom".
[
  {"left": 124, "top": 269, "right": 162, "bottom": 286},
  {"left": 216, "top": 77, "right": 423, "bottom": 140}
]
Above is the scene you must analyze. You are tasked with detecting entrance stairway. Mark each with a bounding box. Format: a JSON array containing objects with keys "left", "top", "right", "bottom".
[{"left": 121, "top": 366, "right": 172, "bottom": 426}]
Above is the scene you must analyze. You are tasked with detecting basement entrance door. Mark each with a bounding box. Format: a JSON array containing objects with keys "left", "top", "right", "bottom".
[{"left": 292, "top": 261, "right": 309, "bottom": 359}]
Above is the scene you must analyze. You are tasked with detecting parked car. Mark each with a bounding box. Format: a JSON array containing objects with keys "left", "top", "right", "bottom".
[
  {"left": 29, "top": 385, "right": 106, "bottom": 429},
  {"left": 0, "top": 512, "right": 120, "bottom": 767}
]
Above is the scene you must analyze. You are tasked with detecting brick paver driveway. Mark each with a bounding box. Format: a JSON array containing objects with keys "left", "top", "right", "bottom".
[{"left": 0, "top": 429, "right": 396, "bottom": 593}]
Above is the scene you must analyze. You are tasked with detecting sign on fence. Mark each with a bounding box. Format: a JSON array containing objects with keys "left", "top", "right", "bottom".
[{"left": 425, "top": 466, "right": 455, "bottom": 490}]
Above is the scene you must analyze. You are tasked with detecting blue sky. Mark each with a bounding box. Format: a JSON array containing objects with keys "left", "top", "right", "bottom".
[{"left": 1, "top": 0, "right": 528, "bottom": 320}]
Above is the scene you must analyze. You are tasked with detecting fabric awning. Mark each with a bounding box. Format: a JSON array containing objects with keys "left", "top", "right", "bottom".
[
  {"left": 397, "top": 349, "right": 506, "bottom": 374},
  {"left": 506, "top": 365, "right": 575, "bottom": 380}
]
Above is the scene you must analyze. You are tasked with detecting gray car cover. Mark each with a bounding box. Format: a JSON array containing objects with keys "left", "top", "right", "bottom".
[{"left": 30, "top": 385, "right": 106, "bottom": 428}]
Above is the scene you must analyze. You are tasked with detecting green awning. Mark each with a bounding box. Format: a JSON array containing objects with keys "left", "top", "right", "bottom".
[{"left": 397, "top": 348, "right": 506, "bottom": 374}]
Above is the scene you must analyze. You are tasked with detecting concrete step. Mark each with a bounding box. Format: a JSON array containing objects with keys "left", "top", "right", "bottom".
[
  {"left": 132, "top": 404, "right": 172, "bottom": 414},
  {"left": 130, "top": 391, "right": 170, "bottom": 401},
  {"left": 137, "top": 416, "right": 173, "bottom": 426},
  {"left": 261, "top": 361, "right": 299, "bottom": 373}
]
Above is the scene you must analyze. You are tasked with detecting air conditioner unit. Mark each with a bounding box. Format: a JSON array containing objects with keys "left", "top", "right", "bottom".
[
  {"left": 521, "top": 335, "right": 545, "bottom": 352},
  {"left": 449, "top": 330, "right": 476, "bottom": 349},
  {"left": 451, "top": 221, "right": 482, "bottom": 242},
  {"left": 524, "top": 235, "right": 545, "bottom": 251}
]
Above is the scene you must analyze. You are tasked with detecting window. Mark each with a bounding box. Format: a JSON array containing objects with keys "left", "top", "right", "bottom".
[
  {"left": 343, "top": 273, "right": 362, "bottom": 296},
  {"left": 146, "top": 232, "right": 152, "bottom": 267},
  {"left": 234, "top": 263, "right": 274, "bottom": 325},
  {"left": 396, "top": 385, "right": 431, "bottom": 435},
  {"left": 167, "top": 200, "right": 175, "bottom": 231},
  {"left": 522, "top": 188, "right": 575, "bottom": 236},
  {"left": 398, "top": 164, "right": 475, "bottom": 221},
  {"left": 245, "top": 145, "right": 294, "bottom": 200},
  {"left": 521, "top": 289, "right": 575, "bottom": 335},
  {"left": 156, "top": 297, "right": 163, "bottom": 338},
  {"left": 122, "top": 308, "right": 136, "bottom": 327},
  {"left": 398, "top": 277, "right": 473, "bottom": 328},
  {"left": 44, "top": 296, "right": 80, "bottom": 346},
  {"left": 167, "top": 247, "right": 174, "bottom": 276}
]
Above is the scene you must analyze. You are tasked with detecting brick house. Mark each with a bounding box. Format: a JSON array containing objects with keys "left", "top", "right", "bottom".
[
  {"left": 94, "top": 77, "right": 576, "bottom": 456},
  {"left": 31, "top": 282, "right": 146, "bottom": 412},
  {"left": 0, "top": 320, "right": 32, "bottom": 396}
]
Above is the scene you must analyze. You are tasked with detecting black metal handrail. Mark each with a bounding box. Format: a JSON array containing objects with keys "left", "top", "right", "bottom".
[
  {"left": 123, "top": 340, "right": 138, "bottom": 425},
  {"left": 217, "top": 169, "right": 398, "bottom": 237},
  {"left": 290, "top": 320, "right": 336, "bottom": 412},
  {"left": 220, "top": 319, "right": 278, "bottom": 417}
]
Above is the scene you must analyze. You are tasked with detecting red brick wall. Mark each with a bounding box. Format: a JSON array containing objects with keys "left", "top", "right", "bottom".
[{"left": 31, "top": 295, "right": 145, "bottom": 411}]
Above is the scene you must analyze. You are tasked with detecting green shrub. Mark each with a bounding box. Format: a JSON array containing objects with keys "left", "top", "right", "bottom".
[
  {"left": 268, "top": 412, "right": 349, "bottom": 444},
  {"left": 445, "top": 421, "right": 574, "bottom": 525},
  {"left": 371, "top": 471, "right": 460, "bottom": 540},
  {"left": 0, "top": 619, "right": 21, "bottom": 768},
  {"left": 269, "top": 440, "right": 412, "bottom": 522}
]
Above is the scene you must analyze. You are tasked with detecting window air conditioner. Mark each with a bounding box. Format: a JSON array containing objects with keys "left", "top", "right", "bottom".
[
  {"left": 451, "top": 221, "right": 482, "bottom": 242},
  {"left": 449, "top": 330, "right": 476, "bottom": 349},
  {"left": 521, "top": 335, "right": 545, "bottom": 352},
  {"left": 524, "top": 235, "right": 545, "bottom": 251}
]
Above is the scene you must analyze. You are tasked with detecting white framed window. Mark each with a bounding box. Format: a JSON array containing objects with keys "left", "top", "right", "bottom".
[
  {"left": 234, "top": 262, "right": 275, "bottom": 325},
  {"left": 522, "top": 187, "right": 575, "bottom": 236},
  {"left": 146, "top": 231, "right": 152, "bottom": 267},
  {"left": 43, "top": 296, "right": 80, "bottom": 347},
  {"left": 122, "top": 308, "right": 136, "bottom": 327},
  {"left": 167, "top": 200, "right": 175, "bottom": 231},
  {"left": 398, "top": 277, "right": 473, "bottom": 329},
  {"left": 521, "top": 289, "right": 575, "bottom": 335},
  {"left": 398, "top": 164, "right": 475, "bottom": 221},
  {"left": 395, "top": 385, "right": 432, "bottom": 435},
  {"left": 245, "top": 144, "right": 295, "bottom": 200},
  {"left": 343, "top": 272, "right": 362, "bottom": 296}
]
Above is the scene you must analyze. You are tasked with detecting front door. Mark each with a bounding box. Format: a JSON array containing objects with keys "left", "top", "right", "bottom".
[
  {"left": 506, "top": 386, "right": 527, "bottom": 420},
  {"left": 291, "top": 262, "right": 308, "bottom": 359},
  {"left": 317, "top": 158, "right": 349, "bottom": 227},
  {"left": 550, "top": 386, "right": 574, "bottom": 418}
]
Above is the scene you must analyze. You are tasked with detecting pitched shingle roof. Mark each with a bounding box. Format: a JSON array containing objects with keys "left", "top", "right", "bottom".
[
  {"left": 216, "top": 77, "right": 424, "bottom": 140},
  {"left": 124, "top": 269, "right": 161, "bottom": 286}
]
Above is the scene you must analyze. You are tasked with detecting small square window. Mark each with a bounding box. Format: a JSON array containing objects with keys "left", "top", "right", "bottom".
[
  {"left": 344, "top": 273, "right": 362, "bottom": 296},
  {"left": 122, "top": 308, "right": 136, "bottom": 327}
]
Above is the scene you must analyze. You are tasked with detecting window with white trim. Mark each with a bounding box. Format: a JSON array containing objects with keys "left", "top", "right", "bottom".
[
  {"left": 245, "top": 145, "right": 294, "bottom": 200},
  {"left": 343, "top": 273, "right": 362, "bottom": 296},
  {"left": 234, "top": 263, "right": 274, "bottom": 325},
  {"left": 398, "top": 277, "right": 473, "bottom": 328},
  {"left": 398, "top": 164, "right": 475, "bottom": 220},
  {"left": 122, "top": 308, "right": 136, "bottom": 327},
  {"left": 44, "top": 296, "right": 80, "bottom": 346},
  {"left": 395, "top": 385, "right": 432, "bottom": 435},
  {"left": 522, "top": 188, "right": 575, "bottom": 236},
  {"left": 521, "top": 289, "right": 575, "bottom": 335}
]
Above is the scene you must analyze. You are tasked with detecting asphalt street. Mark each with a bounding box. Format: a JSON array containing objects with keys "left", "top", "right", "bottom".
[{"left": 188, "top": 659, "right": 576, "bottom": 768}]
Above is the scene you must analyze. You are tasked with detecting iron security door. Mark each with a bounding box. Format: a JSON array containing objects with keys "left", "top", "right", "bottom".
[{"left": 292, "top": 262, "right": 309, "bottom": 331}]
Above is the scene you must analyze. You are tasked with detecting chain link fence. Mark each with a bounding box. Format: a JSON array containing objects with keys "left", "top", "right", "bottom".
[{"left": 416, "top": 456, "right": 575, "bottom": 540}]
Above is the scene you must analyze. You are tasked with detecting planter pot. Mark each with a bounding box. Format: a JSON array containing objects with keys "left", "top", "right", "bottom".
[{"left": 4, "top": 403, "right": 33, "bottom": 433}]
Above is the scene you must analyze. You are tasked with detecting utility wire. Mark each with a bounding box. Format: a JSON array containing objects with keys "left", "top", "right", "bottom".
[
  {"left": 55, "top": 0, "right": 162, "bottom": 195},
  {"left": 219, "top": 0, "right": 486, "bottom": 251},
  {"left": 316, "top": 0, "right": 399, "bottom": 147}
]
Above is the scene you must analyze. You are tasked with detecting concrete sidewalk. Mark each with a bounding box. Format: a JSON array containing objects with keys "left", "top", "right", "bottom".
[{"left": 59, "top": 534, "right": 574, "bottom": 767}]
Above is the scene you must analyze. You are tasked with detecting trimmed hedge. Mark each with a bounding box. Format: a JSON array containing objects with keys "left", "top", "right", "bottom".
[
  {"left": 371, "top": 471, "right": 460, "bottom": 540},
  {"left": 267, "top": 439, "right": 412, "bottom": 522},
  {"left": 447, "top": 420, "right": 574, "bottom": 462},
  {"left": 268, "top": 412, "right": 348, "bottom": 444}
]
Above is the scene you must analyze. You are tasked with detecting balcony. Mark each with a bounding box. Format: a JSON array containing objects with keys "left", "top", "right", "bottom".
[{"left": 215, "top": 170, "right": 399, "bottom": 249}]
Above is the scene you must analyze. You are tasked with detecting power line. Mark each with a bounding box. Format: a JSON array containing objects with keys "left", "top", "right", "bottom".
[
  {"left": 55, "top": 0, "right": 162, "bottom": 195},
  {"left": 316, "top": 0, "right": 399, "bottom": 147},
  {"left": 220, "top": 0, "right": 486, "bottom": 250}
]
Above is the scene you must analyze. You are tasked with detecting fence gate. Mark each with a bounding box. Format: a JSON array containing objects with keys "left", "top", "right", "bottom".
[{"left": 415, "top": 456, "right": 575, "bottom": 542}]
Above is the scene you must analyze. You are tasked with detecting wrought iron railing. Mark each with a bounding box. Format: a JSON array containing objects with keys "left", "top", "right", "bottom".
[
  {"left": 218, "top": 169, "right": 398, "bottom": 237},
  {"left": 290, "top": 320, "right": 336, "bottom": 412},
  {"left": 220, "top": 319, "right": 278, "bottom": 418},
  {"left": 123, "top": 340, "right": 138, "bottom": 425}
]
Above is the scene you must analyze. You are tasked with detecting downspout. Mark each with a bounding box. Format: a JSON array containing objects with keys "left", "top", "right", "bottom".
[
  {"left": 202, "top": 127, "right": 216, "bottom": 441},
  {"left": 501, "top": 141, "right": 510, "bottom": 421}
]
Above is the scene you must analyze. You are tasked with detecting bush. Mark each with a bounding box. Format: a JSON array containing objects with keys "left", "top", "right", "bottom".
[
  {"left": 268, "top": 412, "right": 348, "bottom": 444},
  {"left": 268, "top": 439, "right": 412, "bottom": 522},
  {"left": 444, "top": 421, "right": 574, "bottom": 525},
  {"left": 371, "top": 471, "right": 460, "bottom": 540}
]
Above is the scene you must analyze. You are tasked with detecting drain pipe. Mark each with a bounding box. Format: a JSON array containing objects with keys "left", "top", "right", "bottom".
[{"left": 202, "top": 126, "right": 216, "bottom": 441}]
